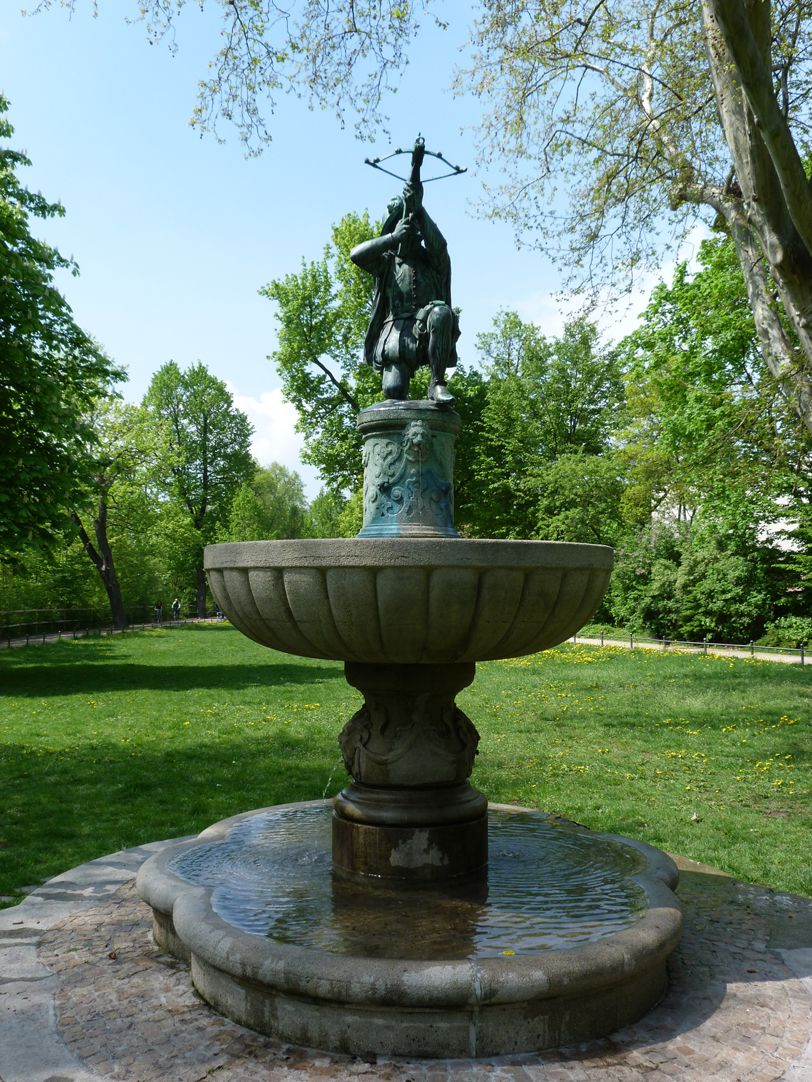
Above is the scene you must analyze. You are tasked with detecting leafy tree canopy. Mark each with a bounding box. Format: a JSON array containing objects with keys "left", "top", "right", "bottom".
[
  {"left": 38, "top": 2, "right": 812, "bottom": 434},
  {"left": 261, "top": 212, "right": 380, "bottom": 495},
  {"left": 0, "top": 95, "right": 123, "bottom": 559},
  {"left": 608, "top": 520, "right": 779, "bottom": 642},
  {"left": 619, "top": 232, "right": 811, "bottom": 528},
  {"left": 70, "top": 398, "right": 162, "bottom": 627},
  {"left": 472, "top": 312, "right": 624, "bottom": 537},
  {"left": 222, "top": 463, "right": 309, "bottom": 541},
  {"left": 143, "top": 360, "right": 254, "bottom": 612}
]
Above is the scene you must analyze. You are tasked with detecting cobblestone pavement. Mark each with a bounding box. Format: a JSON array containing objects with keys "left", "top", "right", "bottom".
[{"left": 1, "top": 842, "right": 811, "bottom": 1082}]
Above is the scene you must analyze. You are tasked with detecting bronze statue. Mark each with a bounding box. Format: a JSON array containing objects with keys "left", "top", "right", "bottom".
[{"left": 351, "top": 138, "right": 459, "bottom": 405}]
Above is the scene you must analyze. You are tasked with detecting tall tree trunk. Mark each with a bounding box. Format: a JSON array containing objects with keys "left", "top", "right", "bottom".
[
  {"left": 71, "top": 496, "right": 128, "bottom": 629},
  {"left": 196, "top": 564, "right": 207, "bottom": 618},
  {"left": 702, "top": 0, "right": 812, "bottom": 436}
]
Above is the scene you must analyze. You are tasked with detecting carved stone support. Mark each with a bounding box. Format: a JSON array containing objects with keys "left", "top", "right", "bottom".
[
  {"left": 332, "top": 661, "right": 488, "bottom": 881},
  {"left": 338, "top": 661, "right": 479, "bottom": 787}
]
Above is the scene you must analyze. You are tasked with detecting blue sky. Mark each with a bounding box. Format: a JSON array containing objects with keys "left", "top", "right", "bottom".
[{"left": 1, "top": 3, "right": 691, "bottom": 496}]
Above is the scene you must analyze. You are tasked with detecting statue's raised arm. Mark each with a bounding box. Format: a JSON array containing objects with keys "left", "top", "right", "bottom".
[{"left": 350, "top": 136, "right": 459, "bottom": 406}]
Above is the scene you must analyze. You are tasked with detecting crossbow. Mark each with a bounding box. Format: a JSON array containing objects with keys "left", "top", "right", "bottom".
[{"left": 364, "top": 135, "right": 467, "bottom": 185}]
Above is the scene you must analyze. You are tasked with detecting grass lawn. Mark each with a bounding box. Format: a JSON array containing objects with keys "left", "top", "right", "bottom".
[{"left": 0, "top": 625, "right": 809, "bottom": 904}]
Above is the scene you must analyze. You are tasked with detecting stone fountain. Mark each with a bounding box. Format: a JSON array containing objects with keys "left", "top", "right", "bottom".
[{"left": 136, "top": 139, "right": 682, "bottom": 1058}]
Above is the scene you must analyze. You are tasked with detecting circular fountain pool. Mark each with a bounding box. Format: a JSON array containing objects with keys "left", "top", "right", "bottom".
[{"left": 137, "top": 801, "right": 682, "bottom": 1057}]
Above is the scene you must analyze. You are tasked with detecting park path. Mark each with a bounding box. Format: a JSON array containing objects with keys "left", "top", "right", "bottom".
[
  {"left": 0, "top": 615, "right": 223, "bottom": 651},
  {"left": 573, "top": 635, "right": 806, "bottom": 666}
]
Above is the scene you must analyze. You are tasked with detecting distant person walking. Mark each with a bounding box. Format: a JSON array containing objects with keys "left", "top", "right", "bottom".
[
  {"left": 171, "top": 598, "right": 180, "bottom": 621},
  {"left": 154, "top": 600, "right": 164, "bottom": 624}
]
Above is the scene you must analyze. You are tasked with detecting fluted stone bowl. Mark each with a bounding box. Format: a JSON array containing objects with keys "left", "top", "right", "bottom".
[{"left": 204, "top": 538, "right": 613, "bottom": 664}]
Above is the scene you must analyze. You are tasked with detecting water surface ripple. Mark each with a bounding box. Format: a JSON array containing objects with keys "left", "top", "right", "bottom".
[{"left": 169, "top": 805, "right": 647, "bottom": 960}]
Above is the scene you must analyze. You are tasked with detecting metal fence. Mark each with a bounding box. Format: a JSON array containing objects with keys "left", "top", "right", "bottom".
[
  {"left": 572, "top": 630, "right": 807, "bottom": 665},
  {"left": 1, "top": 609, "right": 806, "bottom": 664},
  {"left": 0, "top": 607, "right": 223, "bottom": 649}
]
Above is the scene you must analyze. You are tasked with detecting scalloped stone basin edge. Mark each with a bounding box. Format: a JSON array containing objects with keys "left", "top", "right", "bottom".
[
  {"left": 204, "top": 538, "right": 614, "bottom": 664},
  {"left": 136, "top": 801, "right": 683, "bottom": 1059}
]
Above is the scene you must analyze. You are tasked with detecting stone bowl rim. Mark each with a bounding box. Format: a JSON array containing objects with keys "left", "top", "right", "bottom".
[{"left": 204, "top": 537, "right": 615, "bottom": 571}]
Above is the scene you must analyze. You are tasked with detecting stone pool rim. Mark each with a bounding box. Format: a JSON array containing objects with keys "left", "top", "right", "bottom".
[{"left": 136, "top": 800, "right": 682, "bottom": 1057}]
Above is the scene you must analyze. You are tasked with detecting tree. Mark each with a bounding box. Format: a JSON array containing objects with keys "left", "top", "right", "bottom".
[
  {"left": 222, "top": 463, "right": 309, "bottom": 541},
  {"left": 610, "top": 232, "right": 810, "bottom": 639},
  {"left": 472, "top": 313, "right": 625, "bottom": 537},
  {"left": 0, "top": 95, "right": 122, "bottom": 558},
  {"left": 261, "top": 212, "right": 380, "bottom": 495},
  {"left": 42, "top": 2, "right": 812, "bottom": 435},
  {"left": 304, "top": 489, "right": 346, "bottom": 538},
  {"left": 608, "top": 519, "right": 779, "bottom": 641},
  {"left": 70, "top": 399, "right": 159, "bottom": 628},
  {"left": 619, "top": 233, "right": 809, "bottom": 528},
  {"left": 463, "top": 1, "right": 812, "bottom": 436},
  {"left": 531, "top": 452, "right": 627, "bottom": 545},
  {"left": 143, "top": 361, "right": 254, "bottom": 615}
]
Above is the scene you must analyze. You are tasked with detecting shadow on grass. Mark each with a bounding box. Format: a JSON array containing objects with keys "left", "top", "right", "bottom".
[
  {"left": 0, "top": 660, "right": 344, "bottom": 697},
  {"left": 2, "top": 728, "right": 348, "bottom": 897}
]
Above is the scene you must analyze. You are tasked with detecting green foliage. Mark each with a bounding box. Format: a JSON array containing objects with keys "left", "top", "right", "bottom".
[
  {"left": 143, "top": 361, "right": 254, "bottom": 612},
  {"left": 222, "top": 463, "right": 309, "bottom": 541},
  {"left": 335, "top": 488, "right": 364, "bottom": 538},
  {"left": 261, "top": 212, "right": 380, "bottom": 495},
  {"left": 531, "top": 452, "right": 626, "bottom": 545},
  {"left": 0, "top": 96, "right": 123, "bottom": 558},
  {"left": 776, "top": 490, "right": 812, "bottom": 614},
  {"left": 436, "top": 365, "right": 489, "bottom": 534},
  {"left": 609, "top": 234, "right": 812, "bottom": 640},
  {"left": 608, "top": 522, "right": 779, "bottom": 642},
  {"left": 141, "top": 501, "right": 202, "bottom": 609},
  {"left": 619, "top": 235, "right": 805, "bottom": 524},
  {"left": 464, "top": 2, "right": 719, "bottom": 283},
  {"left": 758, "top": 616, "right": 812, "bottom": 648},
  {"left": 144, "top": 362, "right": 254, "bottom": 538},
  {"left": 68, "top": 398, "right": 169, "bottom": 626},
  {"left": 0, "top": 532, "right": 103, "bottom": 612},
  {"left": 471, "top": 313, "right": 625, "bottom": 537},
  {"left": 304, "top": 489, "right": 346, "bottom": 538}
]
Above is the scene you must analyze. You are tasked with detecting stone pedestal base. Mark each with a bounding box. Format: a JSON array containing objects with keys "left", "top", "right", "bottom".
[
  {"left": 335, "top": 660, "right": 487, "bottom": 880},
  {"left": 332, "top": 796, "right": 487, "bottom": 880}
]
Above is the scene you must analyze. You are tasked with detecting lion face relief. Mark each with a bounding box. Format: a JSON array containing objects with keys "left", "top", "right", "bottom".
[{"left": 401, "top": 420, "right": 431, "bottom": 462}]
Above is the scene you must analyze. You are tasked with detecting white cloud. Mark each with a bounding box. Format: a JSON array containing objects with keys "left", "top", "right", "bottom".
[
  {"left": 228, "top": 385, "right": 323, "bottom": 500},
  {"left": 511, "top": 224, "right": 711, "bottom": 344}
]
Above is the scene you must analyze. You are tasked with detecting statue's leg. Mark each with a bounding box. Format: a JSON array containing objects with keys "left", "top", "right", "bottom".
[
  {"left": 381, "top": 362, "right": 411, "bottom": 400},
  {"left": 426, "top": 305, "right": 455, "bottom": 405},
  {"left": 380, "top": 320, "right": 415, "bottom": 400}
]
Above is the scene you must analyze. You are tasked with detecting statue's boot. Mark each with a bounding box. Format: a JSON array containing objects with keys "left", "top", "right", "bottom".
[
  {"left": 426, "top": 305, "right": 455, "bottom": 406},
  {"left": 428, "top": 377, "right": 455, "bottom": 405}
]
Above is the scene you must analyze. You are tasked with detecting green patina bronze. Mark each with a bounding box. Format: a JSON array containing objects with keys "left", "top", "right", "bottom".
[
  {"left": 351, "top": 137, "right": 459, "bottom": 406},
  {"left": 356, "top": 400, "right": 461, "bottom": 539}
]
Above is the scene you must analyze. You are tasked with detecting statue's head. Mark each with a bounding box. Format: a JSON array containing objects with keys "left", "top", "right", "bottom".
[{"left": 382, "top": 195, "right": 404, "bottom": 236}]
